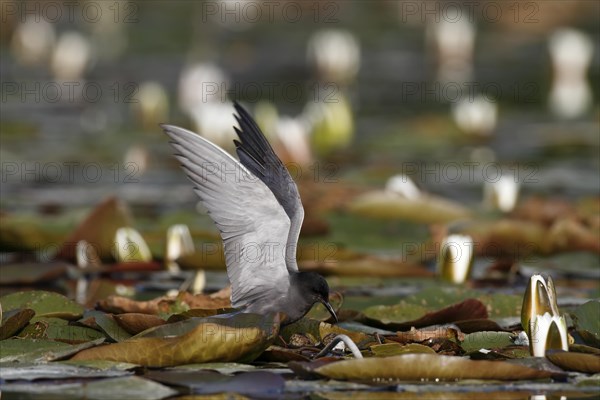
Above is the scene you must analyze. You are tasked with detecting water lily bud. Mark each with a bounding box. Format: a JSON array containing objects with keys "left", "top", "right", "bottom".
[
  {"left": 306, "top": 94, "right": 354, "bottom": 156},
  {"left": 437, "top": 234, "right": 474, "bottom": 284},
  {"left": 530, "top": 312, "right": 569, "bottom": 357},
  {"left": 191, "top": 270, "right": 206, "bottom": 295},
  {"left": 483, "top": 175, "right": 520, "bottom": 213},
  {"left": 114, "top": 227, "right": 152, "bottom": 262},
  {"left": 76, "top": 240, "right": 101, "bottom": 270},
  {"left": 133, "top": 81, "right": 169, "bottom": 131},
  {"left": 51, "top": 31, "right": 91, "bottom": 82},
  {"left": 452, "top": 95, "right": 497, "bottom": 137},
  {"left": 521, "top": 274, "right": 560, "bottom": 337},
  {"left": 165, "top": 224, "right": 195, "bottom": 273},
  {"left": 385, "top": 174, "right": 421, "bottom": 200},
  {"left": 307, "top": 29, "right": 360, "bottom": 84}
]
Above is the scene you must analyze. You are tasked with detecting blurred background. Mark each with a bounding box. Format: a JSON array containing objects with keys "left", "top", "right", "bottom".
[{"left": 0, "top": 0, "right": 598, "bottom": 286}]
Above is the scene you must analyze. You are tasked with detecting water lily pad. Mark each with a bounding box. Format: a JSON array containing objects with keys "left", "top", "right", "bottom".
[
  {"left": 71, "top": 313, "right": 279, "bottom": 366},
  {"left": 461, "top": 331, "right": 515, "bottom": 353},
  {"left": 571, "top": 301, "right": 600, "bottom": 348},
  {"left": 349, "top": 191, "right": 471, "bottom": 224},
  {"left": 546, "top": 350, "right": 600, "bottom": 373},
  {"left": 362, "top": 298, "right": 488, "bottom": 330},
  {"left": 0, "top": 338, "right": 105, "bottom": 362},
  {"left": 144, "top": 370, "right": 285, "bottom": 396},
  {"left": 310, "top": 354, "right": 553, "bottom": 381},
  {"left": 0, "top": 308, "right": 35, "bottom": 339},
  {"left": 0, "top": 362, "right": 133, "bottom": 381},
  {"left": 0, "top": 290, "right": 84, "bottom": 320},
  {"left": 81, "top": 310, "right": 133, "bottom": 342},
  {"left": 370, "top": 343, "right": 435, "bottom": 357},
  {"left": 18, "top": 317, "right": 105, "bottom": 343},
  {"left": 0, "top": 376, "right": 176, "bottom": 400},
  {"left": 113, "top": 313, "right": 167, "bottom": 335}
]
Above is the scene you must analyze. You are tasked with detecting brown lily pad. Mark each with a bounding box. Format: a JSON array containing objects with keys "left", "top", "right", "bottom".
[
  {"left": 0, "top": 308, "right": 36, "bottom": 339},
  {"left": 97, "top": 291, "right": 231, "bottom": 316},
  {"left": 305, "top": 353, "right": 554, "bottom": 381},
  {"left": 546, "top": 350, "right": 600, "bottom": 373},
  {"left": 114, "top": 313, "right": 167, "bottom": 335},
  {"left": 71, "top": 313, "right": 280, "bottom": 367}
]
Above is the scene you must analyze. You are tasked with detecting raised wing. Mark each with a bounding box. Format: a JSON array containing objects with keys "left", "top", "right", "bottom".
[
  {"left": 232, "top": 102, "right": 304, "bottom": 273},
  {"left": 162, "top": 124, "right": 291, "bottom": 308}
]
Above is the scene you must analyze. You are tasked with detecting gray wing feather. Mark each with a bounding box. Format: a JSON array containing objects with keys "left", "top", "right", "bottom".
[
  {"left": 161, "top": 124, "right": 290, "bottom": 308},
  {"left": 232, "top": 102, "right": 304, "bottom": 273}
]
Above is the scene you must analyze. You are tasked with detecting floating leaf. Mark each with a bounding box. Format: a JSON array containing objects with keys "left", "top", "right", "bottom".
[
  {"left": 349, "top": 191, "right": 471, "bottom": 223},
  {"left": 0, "top": 338, "right": 105, "bottom": 362},
  {"left": 18, "top": 317, "right": 105, "bottom": 343},
  {"left": 97, "top": 291, "right": 230, "bottom": 316},
  {"left": 260, "top": 345, "right": 312, "bottom": 362},
  {"left": 362, "top": 298, "right": 488, "bottom": 330},
  {"left": 310, "top": 354, "right": 553, "bottom": 381},
  {"left": 461, "top": 331, "right": 515, "bottom": 353},
  {"left": 0, "top": 376, "right": 176, "bottom": 400},
  {"left": 393, "top": 327, "right": 463, "bottom": 344},
  {"left": 0, "top": 362, "right": 133, "bottom": 381},
  {"left": 571, "top": 300, "right": 600, "bottom": 348},
  {"left": 71, "top": 313, "right": 279, "bottom": 366},
  {"left": 113, "top": 313, "right": 166, "bottom": 335},
  {"left": 0, "top": 308, "right": 35, "bottom": 339},
  {"left": 370, "top": 343, "right": 435, "bottom": 357},
  {"left": 0, "top": 290, "right": 84, "bottom": 320},
  {"left": 81, "top": 310, "right": 133, "bottom": 342},
  {"left": 144, "top": 370, "right": 285, "bottom": 396},
  {"left": 546, "top": 350, "right": 600, "bottom": 373}
]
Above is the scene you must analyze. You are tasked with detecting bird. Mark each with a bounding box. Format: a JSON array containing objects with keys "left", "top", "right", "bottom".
[{"left": 161, "top": 102, "right": 338, "bottom": 325}]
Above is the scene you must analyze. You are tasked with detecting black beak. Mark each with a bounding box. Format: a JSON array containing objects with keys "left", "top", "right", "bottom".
[{"left": 319, "top": 298, "right": 338, "bottom": 323}]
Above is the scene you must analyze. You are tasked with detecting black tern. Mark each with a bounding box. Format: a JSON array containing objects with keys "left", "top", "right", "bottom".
[{"left": 161, "top": 102, "right": 337, "bottom": 325}]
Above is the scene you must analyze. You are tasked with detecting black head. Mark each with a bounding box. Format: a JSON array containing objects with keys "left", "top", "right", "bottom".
[{"left": 293, "top": 272, "right": 338, "bottom": 323}]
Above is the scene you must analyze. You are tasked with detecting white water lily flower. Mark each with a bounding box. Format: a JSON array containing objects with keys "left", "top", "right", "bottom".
[
  {"left": 307, "top": 29, "right": 360, "bottom": 83},
  {"left": 452, "top": 95, "right": 498, "bottom": 137},
  {"left": 437, "top": 234, "right": 474, "bottom": 284},
  {"left": 530, "top": 312, "right": 569, "bottom": 357},
  {"left": 548, "top": 29, "right": 593, "bottom": 119},
  {"left": 385, "top": 175, "right": 421, "bottom": 200},
  {"left": 521, "top": 274, "right": 560, "bottom": 337},
  {"left": 114, "top": 227, "right": 152, "bottom": 262},
  {"left": 165, "top": 224, "right": 195, "bottom": 273},
  {"left": 483, "top": 175, "right": 520, "bottom": 213}
]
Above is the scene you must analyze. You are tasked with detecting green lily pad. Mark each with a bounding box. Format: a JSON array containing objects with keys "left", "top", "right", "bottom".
[
  {"left": 1, "top": 290, "right": 84, "bottom": 320},
  {"left": 0, "top": 376, "right": 177, "bottom": 400},
  {"left": 18, "top": 317, "right": 106, "bottom": 343},
  {"left": 0, "top": 338, "right": 105, "bottom": 362},
  {"left": 461, "top": 331, "right": 515, "bottom": 353},
  {"left": 571, "top": 301, "right": 600, "bottom": 348},
  {"left": 81, "top": 310, "right": 132, "bottom": 342},
  {"left": 370, "top": 343, "right": 435, "bottom": 357}
]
